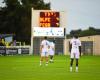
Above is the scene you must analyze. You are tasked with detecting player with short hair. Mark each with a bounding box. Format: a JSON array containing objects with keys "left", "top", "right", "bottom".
[
  {"left": 49, "top": 40, "right": 55, "bottom": 63},
  {"left": 40, "top": 37, "right": 50, "bottom": 66},
  {"left": 69, "top": 35, "right": 81, "bottom": 72}
]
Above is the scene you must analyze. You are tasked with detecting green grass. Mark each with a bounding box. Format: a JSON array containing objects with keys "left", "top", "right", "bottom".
[{"left": 0, "top": 55, "right": 100, "bottom": 80}]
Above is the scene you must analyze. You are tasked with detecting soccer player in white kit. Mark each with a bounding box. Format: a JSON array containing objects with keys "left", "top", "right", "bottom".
[
  {"left": 69, "top": 35, "right": 81, "bottom": 72},
  {"left": 40, "top": 37, "right": 50, "bottom": 66},
  {"left": 49, "top": 40, "right": 55, "bottom": 63}
]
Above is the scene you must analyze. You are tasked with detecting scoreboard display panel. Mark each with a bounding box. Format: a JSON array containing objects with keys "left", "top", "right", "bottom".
[{"left": 39, "top": 12, "right": 60, "bottom": 27}]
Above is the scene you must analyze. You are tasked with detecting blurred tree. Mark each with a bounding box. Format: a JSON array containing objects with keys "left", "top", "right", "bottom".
[
  {"left": 68, "top": 27, "right": 100, "bottom": 38},
  {"left": 0, "top": 0, "right": 50, "bottom": 44},
  {"left": 70, "top": 29, "right": 82, "bottom": 37}
]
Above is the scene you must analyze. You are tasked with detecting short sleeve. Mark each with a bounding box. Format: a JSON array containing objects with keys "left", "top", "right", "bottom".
[
  {"left": 47, "top": 41, "right": 50, "bottom": 46},
  {"left": 70, "top": 39, "right": 73, "bottom": 44},
  {"left": 78, "top": 40, "right": 81, "bottom": 46},
  {"left": 41, "top": 41, "right": 44, "bottom": 46}
]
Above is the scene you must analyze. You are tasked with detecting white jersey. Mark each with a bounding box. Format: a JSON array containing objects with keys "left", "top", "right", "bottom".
[
  {"left": 70, "top": 38, "right": 81, "bottom": 51},
  {"left": 49, "top": 42, "right": 55, "bottom": 55},
  {"left": 49, "top": 42, "right": 55, "bottom": 50},
  {"left": 70, "top": 38, "right": 81, "bottom": 59},
  {"left": 41, "top": 40, "right": 50, "bottom": 52}
]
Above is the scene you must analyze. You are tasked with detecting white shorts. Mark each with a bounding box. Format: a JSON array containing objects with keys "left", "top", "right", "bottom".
[
  {"left": 41, "top": 51, "right": 49, "bottom": 57},
  {"left": 70, "top": 50, "right": 79, "bottom": 59},
  {"left": 49, "top": 49, "right": 54, "bottom": 56}
]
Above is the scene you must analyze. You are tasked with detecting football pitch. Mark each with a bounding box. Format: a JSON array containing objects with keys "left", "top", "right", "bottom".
[{"left": 0, "top": 55, "right": 100, "bottom": 80}]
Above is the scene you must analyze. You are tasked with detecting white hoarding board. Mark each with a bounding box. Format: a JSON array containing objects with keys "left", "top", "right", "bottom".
[{"left": 33, "top": 27, "right": 64, "bottom": 37}]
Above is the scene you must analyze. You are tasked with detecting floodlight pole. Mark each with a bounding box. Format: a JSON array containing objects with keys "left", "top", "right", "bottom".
[
  {"left": 30, "top": 8, "right": 34, "bottom": 55},
  {"left": 64, "top": 28, "right": 67, "bottom": 55}
]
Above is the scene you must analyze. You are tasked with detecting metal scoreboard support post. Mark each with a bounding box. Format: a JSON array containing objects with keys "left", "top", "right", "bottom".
[{"left": 30, "top": 8, "right": 67, "bottom": 55}]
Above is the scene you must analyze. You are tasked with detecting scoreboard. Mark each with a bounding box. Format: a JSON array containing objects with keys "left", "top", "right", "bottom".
[
  {"left": 31, "top": 9, "right": 66, "bottom": 54},
  {"left": 39, "top": 12, "right": 60, "bottom": 27},
  {"left": 31, "top": 10, "right": 66, "bottom": 37}
]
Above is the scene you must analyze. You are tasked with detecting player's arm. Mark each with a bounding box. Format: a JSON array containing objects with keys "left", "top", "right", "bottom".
[
  {"left": 52, "top": 44, "right": 55, "bottom": 51},
  {"left": 79, "top": 40, "right": 82, "bottom": 57},
  {"left": 53, "top": 46, "right": 55, "bottom": 51},
  {"left": 69, "top": 44, "right": 72, "bottom": 53},
  {"left": 48, "top": 45, "right": 50, "bottom": 49},
  {"left": 40, "top": 45, "right": 43, "bottom": 54},
  {"left": 79, "top": 46, "right": 81, "bottom": 57},
  {"left": 47, "top": 41, "right": 50, "bottom": 49}
]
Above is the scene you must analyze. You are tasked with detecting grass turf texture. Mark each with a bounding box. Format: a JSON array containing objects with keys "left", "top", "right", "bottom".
[{"left": 0, "top": 55, "right": 100, "bottom": 80}]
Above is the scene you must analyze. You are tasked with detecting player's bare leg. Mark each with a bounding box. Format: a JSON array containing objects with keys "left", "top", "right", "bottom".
[
  {"left": 70, "top": 58, "right": 74, "bottom": 72},
  {"left": 45, "top": 56, "right": 48, "bottom": 66},
  {"left": 40, "top": 56, "right": 44, "bottom": 66},
  {"left": 50, "top": 55, "right": 53, "bottom": 62},
  {"left": 76, "top": 59, "right": 78, "bottom": 72}
]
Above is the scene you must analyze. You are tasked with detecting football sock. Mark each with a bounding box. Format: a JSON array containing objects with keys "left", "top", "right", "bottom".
[
  {"left": 40, "top": 61, "right": 42, "bottom": 66},
  {"left": 46, "top": 62, "right": 48, "bottom": 66},
  {"left": 70, "top": 67, "right": 72, "bottom": 72},
  {"left": 76, "top": 67, "right": 78, "bottom": 72}
]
